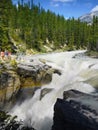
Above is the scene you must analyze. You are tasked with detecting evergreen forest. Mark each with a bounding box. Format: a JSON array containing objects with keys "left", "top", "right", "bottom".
[{"left": 0, "top": 0, "right": 98, "bottom": 53}]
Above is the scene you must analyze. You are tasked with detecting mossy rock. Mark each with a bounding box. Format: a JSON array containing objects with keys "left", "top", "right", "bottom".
[{"left": 85, "top": 51, "right": 98, "bottom": 58}]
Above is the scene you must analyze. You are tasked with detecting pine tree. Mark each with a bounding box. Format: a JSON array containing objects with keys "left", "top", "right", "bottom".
[{"left": 0, "top": 0, "right": 12, "bottom": 50}]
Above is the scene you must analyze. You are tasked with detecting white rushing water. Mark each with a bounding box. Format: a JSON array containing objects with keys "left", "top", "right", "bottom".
[{"left": 11, "top": 50, "right": 98, "bottom": 130}]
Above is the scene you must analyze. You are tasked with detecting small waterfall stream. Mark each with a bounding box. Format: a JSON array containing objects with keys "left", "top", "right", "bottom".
[{"left": 11, "top": 50, "right": 98, "bottom": 130}]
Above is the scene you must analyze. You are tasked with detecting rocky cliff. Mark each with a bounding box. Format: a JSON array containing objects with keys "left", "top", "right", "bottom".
[
  {"left": 0, "top": 69, "right": 20, "bottom": 109},
  {"left": 52, "top": 90, "right": 98, "bottom": 130},
  {"left": 79, "top": 11, "right": 98, "bottom": 24},
  {"left": 0, "top": 58, "right": 61, "bottom": 109}
]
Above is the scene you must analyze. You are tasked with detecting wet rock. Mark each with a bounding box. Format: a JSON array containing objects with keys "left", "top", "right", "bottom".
[
  {"left": 52, "top": 90, "right": 98, "bottom": 130},
  {"left": 0, "top": 57, "right": 61, "bottom": 109},
  {"left": 40, "top": 88, "right": 53, "bottom": 100},
  {"left": 0, "top": 70, "right": 20, "bottom": 109},
  {"left": 63, "top": 89, "right": 85, "bottom": 99},
  {"left": 15, "top": 87, "right": 39, "bottom": 104},
  {"left": 17, "top": 58, "right": 61, "bottom": 87}
]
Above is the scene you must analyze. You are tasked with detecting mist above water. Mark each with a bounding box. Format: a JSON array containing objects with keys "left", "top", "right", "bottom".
[{"left": 11, "top": 50, "right": 98, "bottom": 130}]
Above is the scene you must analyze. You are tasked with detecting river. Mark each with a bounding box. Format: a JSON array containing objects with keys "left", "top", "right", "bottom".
[{"left": 11, "top": 50, "right": 98, "bottom": 130}]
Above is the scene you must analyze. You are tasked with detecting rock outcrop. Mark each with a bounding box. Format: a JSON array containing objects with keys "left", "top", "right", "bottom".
[
  {"left": 40, "top": 88, "right": 53, "bottom": 100},
  {"left": 0, "top": 58, "right": 61, "bottom": 109},
  {"left": 17, "top": 58, "right": 61, "bottom": 87},
  {"left": 52, "top": 90, "right": 98, "bottom": 130},
  {"left": 0, "top": 69, "right": 20, "bottom": 109}
]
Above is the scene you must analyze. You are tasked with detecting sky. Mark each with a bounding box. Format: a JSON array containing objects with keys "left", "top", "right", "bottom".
[{"left": 13, "top": 0, "right": 98, "bottom": 19}]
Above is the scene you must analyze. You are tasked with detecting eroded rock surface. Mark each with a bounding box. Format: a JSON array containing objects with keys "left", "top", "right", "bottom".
[
  {"left": 0, "top": 70, "right": 20, "bottom": 109},
  {"left": 0, "top": 58, "right": 61, "bottom": 109},
  {"left": 52, "top": 90, "right": 98, "bottom": 130},
  {"left": 17, "top": 58, "right": 61, "bottom": 87}
]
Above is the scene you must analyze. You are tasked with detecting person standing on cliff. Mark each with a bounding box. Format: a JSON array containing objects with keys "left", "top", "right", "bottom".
[
  {"left": 4, "top": 50, "right": 9, "bottom": 60},
  {"left": 8, "top": 51, "right": 11, "bottom": 60},
  {"left": 0, "top": 51, "right": 5, "bottom": 60}
]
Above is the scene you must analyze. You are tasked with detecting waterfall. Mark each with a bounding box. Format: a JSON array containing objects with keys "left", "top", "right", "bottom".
[{"left": 11, "top": 50, "right": 98, "bottom": 130}]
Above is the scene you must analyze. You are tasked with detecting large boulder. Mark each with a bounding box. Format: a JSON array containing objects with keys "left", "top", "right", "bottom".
[
  {"left": 52, "top": 90, "right": 98, "bottom": 130},
  {"left": 40, "top": 88, "right": 53, "bottom": 100},
  {"left": 17, "top": 58, "right": 61, "bottom": 87}
]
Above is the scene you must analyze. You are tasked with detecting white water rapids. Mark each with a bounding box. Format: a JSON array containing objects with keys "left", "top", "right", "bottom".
[{"left": 11, "top": 50, "right": 98, "bottom": 130}]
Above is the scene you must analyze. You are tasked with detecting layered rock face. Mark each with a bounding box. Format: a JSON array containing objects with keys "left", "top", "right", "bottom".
[
  {"left": 17, "top": 58, "right": 61, "bottom": 87},
  {"left": 15, "top": 59, "right": 61, "bottom": 103},
  {"left": 52, "top": 90, "right": 98, "bottom": 130},
  {"left": 0, "top": 58, "right": 61, "bottom": 108},
  {"left": 0, "top": 70, "right": 20, "bottom": 109}
]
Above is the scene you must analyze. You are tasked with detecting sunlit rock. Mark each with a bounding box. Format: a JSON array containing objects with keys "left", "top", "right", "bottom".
[{"left": 17, "top": 58, "right": 61, "bottom": 87}]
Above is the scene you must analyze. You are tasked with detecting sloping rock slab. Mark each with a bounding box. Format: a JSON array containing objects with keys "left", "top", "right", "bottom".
[
  {"left": 17, "top": 59, "right": 61, "bottom": 86},
  {"left": 52, "top": 90, "right": 98, "bottom": 130}
]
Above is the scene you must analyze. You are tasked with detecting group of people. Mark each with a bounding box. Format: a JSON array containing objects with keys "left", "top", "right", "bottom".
[{"left": 0, "top": 50, "right": 11, "bottom": 61}]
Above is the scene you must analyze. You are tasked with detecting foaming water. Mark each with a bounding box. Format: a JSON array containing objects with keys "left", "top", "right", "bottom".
[{"left": 11, "top": 50, "right": 98, "bottom": 130}]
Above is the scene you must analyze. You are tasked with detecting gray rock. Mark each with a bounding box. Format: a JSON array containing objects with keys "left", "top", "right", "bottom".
[
  {"left": 0, "top": 70, "right": 20, "bottom": 109},
  {"left": 17, "top": 58, "right": 61, "bottom": 86},
  {"left": 40, "top": 88, "right": 53, "bottom": 100},
  {"left": 15, "top": 87, "right": 39, "bottom": 104},
  {"left": 52, "top": 90, "right": 98, "bottom": 130},
  {"left": 0, "top": 57, "right": 61, "bottom": 109}
]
